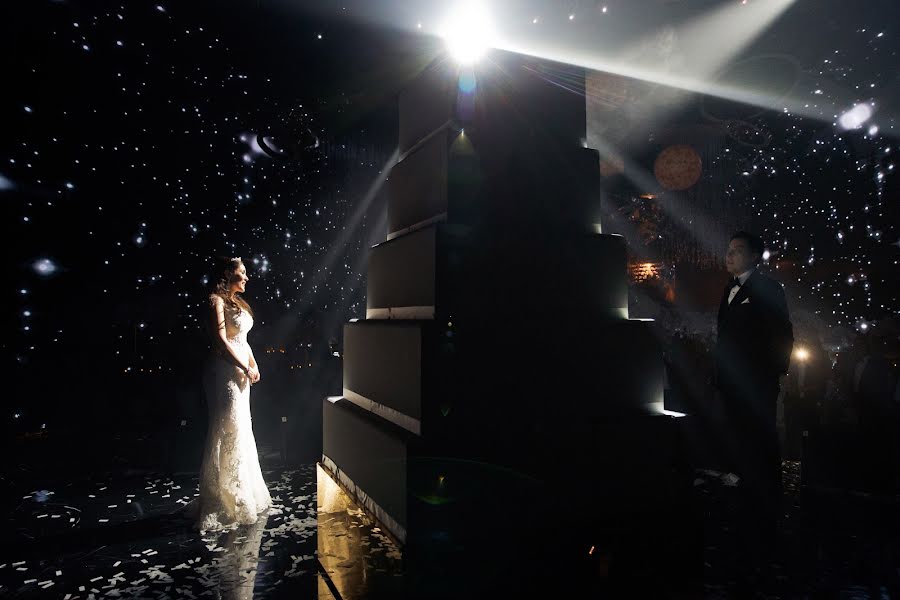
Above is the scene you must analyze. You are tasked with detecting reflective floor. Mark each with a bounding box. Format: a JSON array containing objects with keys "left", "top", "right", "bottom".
[
  {"left": 1, "top": 464, "right": 331, "bottom": 598},
  {"left": 2, "top": 454, "right": 899, "bottom": 598}
]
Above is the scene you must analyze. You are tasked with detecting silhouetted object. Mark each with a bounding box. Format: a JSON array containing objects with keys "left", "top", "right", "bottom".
[
  {"left": 715, "top": 231, "right": 793, "bottom": 570},
  {"left": 319, "top": 50, "right": 701, "bottom": 596},
  {"left": 853, "top": 336, "right": 897, "bottom": 493},
  {"left": 665, "top": 331, "right": 725, "bottom": 470}
]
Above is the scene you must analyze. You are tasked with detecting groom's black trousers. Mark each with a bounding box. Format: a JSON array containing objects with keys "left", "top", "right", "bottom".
[{"left": 719, "top": 375, "right": 782, "bottom": 557}]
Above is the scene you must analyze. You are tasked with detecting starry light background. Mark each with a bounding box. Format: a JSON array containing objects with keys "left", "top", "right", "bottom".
[{"left": 2, "top": 0, "right": 898, "bottom": 453}]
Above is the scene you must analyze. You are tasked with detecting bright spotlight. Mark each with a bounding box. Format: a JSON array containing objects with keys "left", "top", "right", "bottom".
[
  {"left": 838, "top": 103, "right": 873, "bottom": 130},
  {"left": 793, "top": 346, "right": 809, "bottom": 362},
  {"left": 440, "top": 3, "right": 494, "bottom": 65},
  {"left": 33, "top": 258, "right": 59, "bottom": 277}
]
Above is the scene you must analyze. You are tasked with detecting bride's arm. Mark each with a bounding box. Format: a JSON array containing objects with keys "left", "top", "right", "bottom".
[
  {"left": 248, "top": 345, "right": 261, "bottom": 383},
  {"left": 208, "top": 295, "right": 251, "bottom": 374},
  {"left": 248, "top": 345, "right": 257, "bottom": 369}
]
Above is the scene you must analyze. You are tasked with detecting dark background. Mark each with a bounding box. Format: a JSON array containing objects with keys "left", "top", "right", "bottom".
[{"left": 2, "top": 0, "right": 898, "bottom": 473}]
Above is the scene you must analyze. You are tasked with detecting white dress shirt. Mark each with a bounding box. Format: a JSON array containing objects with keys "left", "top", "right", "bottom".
[{"left": 727, "top": 269, "right": 754, "bottom": 305}]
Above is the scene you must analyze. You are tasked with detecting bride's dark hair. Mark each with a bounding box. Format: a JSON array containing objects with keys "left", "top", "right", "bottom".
[{"left": 208, "top": 255, "right": 254, "bottom": 317}]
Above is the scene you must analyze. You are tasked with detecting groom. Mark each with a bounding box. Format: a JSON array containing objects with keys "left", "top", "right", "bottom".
[{"left": 715, "top": 231, "right": 793, "bottom": 562}]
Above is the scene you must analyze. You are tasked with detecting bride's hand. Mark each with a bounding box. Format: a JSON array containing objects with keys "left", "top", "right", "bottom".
[{"left": 248, "top": 366, "right": 260, "bottom": 384}]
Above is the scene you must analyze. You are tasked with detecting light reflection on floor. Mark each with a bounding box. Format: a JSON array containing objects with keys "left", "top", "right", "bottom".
[
  {"left": 3, "top": 458, "right": 899, "bottom": 598},
  {"left": 316, "top": 464, "right": 403, "bottom": 600},
  {"left": 0, "top": 464, "right": 401, "bottom": 599}
]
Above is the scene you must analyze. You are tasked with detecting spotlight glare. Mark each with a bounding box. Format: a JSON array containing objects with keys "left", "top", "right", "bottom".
[
  {"left": 440, "top": 3, "right": 494, "bottom": 65},
  {"left": 33, "top": 258, "right": 59, "bottom": 277},
  {"left": 838, "top": 103, "right": 873, "bottom": 130}
]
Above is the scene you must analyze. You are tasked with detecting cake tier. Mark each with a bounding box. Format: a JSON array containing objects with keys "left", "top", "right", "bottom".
[
  {"left": 366, "top": 224, "right": 628, "bottom": 321},
  {"left": 322, "top": 397, "right": 689, "bottom": 551},
  {"left": 341, "top": 317, "right": 666, "bottom": 440},
  {"left": 386, "top": 125, "right": 603, "bottom": 238},
  {"left": 399, "top": 50, "right": 586, "bottom": 154}
]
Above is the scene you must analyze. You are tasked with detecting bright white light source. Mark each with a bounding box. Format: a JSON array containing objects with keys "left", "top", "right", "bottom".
[
  {"left": 793, "top": 347, "right": 809, "bottom": 362},
  {"left": 33, "top": 258, "right": 58, "bottom": 277},
  {"left": 762, "top": 249, "right": 771, "bottom": 261},
  {"left": 838, "top": 103, "right": 873, "bottom": 130},
  {"left": 440, "top": 3, "right": 494, "bottom": 65}
]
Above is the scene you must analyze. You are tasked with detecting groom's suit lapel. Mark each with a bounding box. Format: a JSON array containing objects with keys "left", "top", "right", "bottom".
[{"left": 728, "top": 271, "right": 756, "bottom": 310}]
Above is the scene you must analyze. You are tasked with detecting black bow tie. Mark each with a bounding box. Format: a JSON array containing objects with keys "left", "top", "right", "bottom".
[{"left": 729, "top": 277, "right": 742, "bottom": 288}]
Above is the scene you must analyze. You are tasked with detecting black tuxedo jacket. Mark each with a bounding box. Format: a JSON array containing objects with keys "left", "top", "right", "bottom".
[{"left": 715, "top": 270, "right": 793, "bottom": 387}]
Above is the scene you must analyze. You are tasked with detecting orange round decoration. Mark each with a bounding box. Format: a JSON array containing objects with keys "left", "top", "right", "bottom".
[{"left": 653, "top": 144, "right": 702, "bottom": 191}]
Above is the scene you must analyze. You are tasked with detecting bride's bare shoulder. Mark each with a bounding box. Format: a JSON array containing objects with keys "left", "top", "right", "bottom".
[{"left": 208, "top": 293, "right": 225, "bottom": 307}]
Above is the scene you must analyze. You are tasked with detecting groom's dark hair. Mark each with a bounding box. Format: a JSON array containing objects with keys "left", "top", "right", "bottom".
[{"left": 730, "top": 231, "right": 764, "bottom": 258}]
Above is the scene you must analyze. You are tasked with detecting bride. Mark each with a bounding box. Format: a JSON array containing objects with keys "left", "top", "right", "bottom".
[{"left": 193, "top": 256, "right": 272, "bottom": 532}]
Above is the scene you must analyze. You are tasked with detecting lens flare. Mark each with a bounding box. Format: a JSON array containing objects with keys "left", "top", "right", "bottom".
[
  {"left": 440, "top": 2, "right": 494, "bottom": 65},
  {"left": 838, "top": 103, "right": 873, "bottom": 130}
]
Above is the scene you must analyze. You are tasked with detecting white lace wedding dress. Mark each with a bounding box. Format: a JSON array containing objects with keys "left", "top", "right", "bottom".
[{"left": 192, "top": 298, "right": 272, "bottom": 533}]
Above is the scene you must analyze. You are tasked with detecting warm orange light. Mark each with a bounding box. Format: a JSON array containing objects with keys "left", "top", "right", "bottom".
[
  {"left": 589, "top": 545, "right": 595, "bottom": 555},
  {"left": 629, "top": 262, "right": 661, "bottom": 282}
]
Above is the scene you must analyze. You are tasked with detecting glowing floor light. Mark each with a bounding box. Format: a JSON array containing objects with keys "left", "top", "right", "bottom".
[{"left": 440, "top": 2, "right": 494, "bottom": 65}]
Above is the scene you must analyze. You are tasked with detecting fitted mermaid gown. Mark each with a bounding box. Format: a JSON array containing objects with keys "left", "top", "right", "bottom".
[{"left": 193, "top": 297, "right": 272, "bottom": 533}]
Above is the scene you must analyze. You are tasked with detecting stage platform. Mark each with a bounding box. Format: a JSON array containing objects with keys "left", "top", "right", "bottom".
[{"left": 2, "top": 441, "right": 900, "bottom": 598}]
